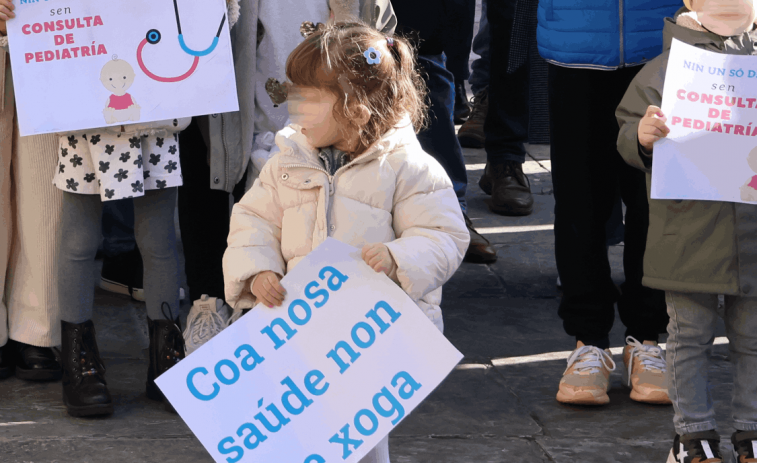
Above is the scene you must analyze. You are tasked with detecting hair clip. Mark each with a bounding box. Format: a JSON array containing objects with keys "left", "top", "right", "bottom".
[
  {"left": 364, "top": 47, "right": 381, "bottom": 65},
  {"left": 386, "top": 37, "right": 395, "bottom": 47},
  {"left": 300, "top": 21, "right": 325, "bottom": 39},
  {"left": 265, "top": 78, "right": 288, "bottom": 107}
]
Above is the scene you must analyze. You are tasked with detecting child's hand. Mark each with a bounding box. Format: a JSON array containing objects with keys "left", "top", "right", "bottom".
[
  {"left": 0, "top": 0, "right": 15, "bottom": 34},
  {"left": 361, "top": 243, "right": 397, "bottom": 277},
  {"left": 638, "top": 105, "right": 669, "bottom": 153},
  {"left": 251, "top": 271, "right": 286, "bottom": 308}
]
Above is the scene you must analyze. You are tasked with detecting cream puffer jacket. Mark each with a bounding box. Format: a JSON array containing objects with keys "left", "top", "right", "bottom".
[{"left": 223, "top": 119, "right": 470, "bottom": 331}]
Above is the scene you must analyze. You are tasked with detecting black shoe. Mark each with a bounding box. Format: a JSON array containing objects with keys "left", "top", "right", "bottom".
[
  {"left": 731, "top": 430, "right": 757, "bottom": 462},
  {"left": 61, "top": 320, "right": 114, "bottom": 417},
  {"left": 13, "top": 341, "right": 62, "bottom": 381},
  {"left": 454, "top": 83, "right": 472, "bottom": 125},
  {"left": 667, "top": 431, "right": 722, "bottom": 463},
  {"left": 479, "top": 160, "right": 534, "bottom": 216},
  {"left": 0, "top": 343, "right": 14, "bottom": 379},
  {"left": 99, "top": 248, "right": 145, "bottom": 302},
  {"left": 463, "top": 213, "right": 497, "bottom": 264},
  {"left": 146, "top": 303, "right": 185, "bottom": 413}
]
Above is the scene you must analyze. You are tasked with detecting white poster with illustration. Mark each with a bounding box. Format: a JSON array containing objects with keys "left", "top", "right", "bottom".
[
  {"left": 6, "top": 0, "right": 238, "bottom": 136},
  {"left": 653, "top": 38, "right": 757, "bottom": 204},
  {"left": 155, "top": 238, "right": 464, "bottom": 463}
]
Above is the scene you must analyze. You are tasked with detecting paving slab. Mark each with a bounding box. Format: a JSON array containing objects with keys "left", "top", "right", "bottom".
[
  {"left": 393, "top": 368, "right": 541, "bottom": 438},
  {"left": 390, "top": 436, "right": 549, "bottom": 463}
]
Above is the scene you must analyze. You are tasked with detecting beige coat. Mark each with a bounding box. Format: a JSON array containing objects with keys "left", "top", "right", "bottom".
[
  {"left": 616, "top": 10, "right": 757, "bottom": 297},
  {"left": 223, "top": 121, "right": 469, "bottom": 331}
]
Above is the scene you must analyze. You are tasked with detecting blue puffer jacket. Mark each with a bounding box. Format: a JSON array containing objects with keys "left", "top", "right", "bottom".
[{"left": 537, "top": 0, "right": 681, "bottom": 70}]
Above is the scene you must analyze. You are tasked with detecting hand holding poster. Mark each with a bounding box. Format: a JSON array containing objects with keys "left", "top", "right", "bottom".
[
  {"left": 6, "top": 0, "right": 238, "bottom": 136},
  {"left": 653, "top": 38, "right": 757, "bottom": 204},
  {"left": 156, "top": 238, "right": 464, "bottom": 463}
]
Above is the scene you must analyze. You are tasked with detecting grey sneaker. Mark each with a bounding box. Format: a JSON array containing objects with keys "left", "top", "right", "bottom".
[{"left": 183, "top": 295, "right": 232, "bottom": 355}]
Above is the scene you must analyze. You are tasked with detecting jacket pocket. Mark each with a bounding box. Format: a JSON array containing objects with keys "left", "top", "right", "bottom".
[{"left": 541, "top": 0, "right": 554, "bottom": 21}]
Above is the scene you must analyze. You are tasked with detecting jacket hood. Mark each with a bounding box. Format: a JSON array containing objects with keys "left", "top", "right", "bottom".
[
  {"left": 663, "top": 7, "right": 757, "bottom": 55},
  {"left": 274, "top": 116, "right": 420, "bottom": 169}
]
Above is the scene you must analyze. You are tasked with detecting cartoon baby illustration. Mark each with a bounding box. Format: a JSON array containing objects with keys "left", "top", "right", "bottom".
[
  {"left": 101, "top": 56, "right": 141, "bottom": 124},
  {"left": 740, "top": 146, "right": 757, "bottom": 202}
]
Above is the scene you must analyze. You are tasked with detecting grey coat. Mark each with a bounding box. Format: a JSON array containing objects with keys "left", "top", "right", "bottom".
[{"left": 207, "top": 0, "right": 396, "bottom": 192}]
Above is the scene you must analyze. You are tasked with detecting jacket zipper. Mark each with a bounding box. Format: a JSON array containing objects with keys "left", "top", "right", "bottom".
[{"left": 619, "top": 0, "right": 625, "bottom": 67}]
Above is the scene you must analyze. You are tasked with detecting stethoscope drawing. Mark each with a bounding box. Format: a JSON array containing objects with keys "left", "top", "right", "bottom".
[{"left": 136, "top": 0, "right": 227, "bottom": 83}]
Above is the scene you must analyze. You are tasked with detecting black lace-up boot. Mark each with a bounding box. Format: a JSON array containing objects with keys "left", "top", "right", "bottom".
[
  {"left": 146, "top": 303, "right": 185, "bottom": 412},
  {"left": 60, "top": 320, "right": 113, "bottom": 417}
]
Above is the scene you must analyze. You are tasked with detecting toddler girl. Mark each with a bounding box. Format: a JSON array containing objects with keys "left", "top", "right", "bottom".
[
  {"left": 223, "top": 23, "right": 469, "bottom": 462},
  {"left": 54, "top": 108, "right": 189, "bottom": 416}
]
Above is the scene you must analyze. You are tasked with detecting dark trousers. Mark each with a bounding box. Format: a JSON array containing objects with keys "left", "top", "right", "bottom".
[
  {"left": 484, "top": 0, "right": 528, "bottom": 164},
  {"left": 417, "top": 55, "right": 468, "bottom": 213},
  {"left": 178, "top": 118, "right": 233, "bottom": 302},
  {"left": 101, "top": 199, "right": 136, "bottom": 258},
  {"left": 443, "top": 0, "right": 476, "bottom": 84},
  {"left": 549, "top": 64, "right": 668, "bottom": 346}
]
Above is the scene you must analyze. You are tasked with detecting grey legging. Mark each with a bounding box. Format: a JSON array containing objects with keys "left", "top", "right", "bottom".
[{"left": 58, "top": 189, "right": 180, "bottom": 323}]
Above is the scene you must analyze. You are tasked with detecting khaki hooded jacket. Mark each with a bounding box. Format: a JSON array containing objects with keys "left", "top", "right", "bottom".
[{"left": 616, "top": 8, "right": 757, "bottom": 297}]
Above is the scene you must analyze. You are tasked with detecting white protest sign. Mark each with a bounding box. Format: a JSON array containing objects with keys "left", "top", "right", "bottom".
[
  {"left": 156, "top": 238, "right": 464, "bottom": 463},
  {"left": 6, "top": 0, "right": 238, "bottom": 136},
  {"left": 653, "top": 38, "right": 757, "bottom": 204}
]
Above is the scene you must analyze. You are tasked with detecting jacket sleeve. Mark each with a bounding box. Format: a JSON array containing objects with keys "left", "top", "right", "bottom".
[
  {"left": 223, "top": 158, "right": 286, "bottom": 310},
  {"left": 383, "top": 150, "right": 470, "bottom": 301},
  {"left": 331, "top": 0, "right": 396, "bottom": 34},
  {"left": 616, "top": 57, "right": 667, "bottom": 174}
]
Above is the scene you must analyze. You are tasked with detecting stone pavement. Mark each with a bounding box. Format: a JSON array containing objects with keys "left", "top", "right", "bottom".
[{"left": 0, "top": 143, "right": 739, "bottom": 463}]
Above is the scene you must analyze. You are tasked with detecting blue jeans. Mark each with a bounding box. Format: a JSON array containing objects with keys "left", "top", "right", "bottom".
[
  {"left": 469, "top": 0, "right": 489, "bottom": 95},
  {"left": 416, "top": 54, "right": 468, "bottom": 213},
  {"left": 101, "top": 199, "right": 136, "bottom": 258},
  {"left": 666, "top": 291, "right": 757, "bottom": 434}
]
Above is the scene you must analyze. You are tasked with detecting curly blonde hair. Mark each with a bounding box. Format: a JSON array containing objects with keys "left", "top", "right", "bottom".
[{"left": 285, "top": 22, "right": 428, "bottom": 156}]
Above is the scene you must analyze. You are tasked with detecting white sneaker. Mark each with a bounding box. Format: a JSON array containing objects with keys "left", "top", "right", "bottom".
[
  {"left": 623, "top": 336, "right": 671, "bottom": 404},
  {"left": 557, "top": 342, "right": 616, "bottom": 405},
  {"left": 183, "top": 295, "right": 232, "bottom": 355}
]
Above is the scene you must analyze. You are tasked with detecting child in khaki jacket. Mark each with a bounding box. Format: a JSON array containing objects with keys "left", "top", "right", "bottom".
[{"left": 616, "top": 1, "right": 757, "bottom": 461}]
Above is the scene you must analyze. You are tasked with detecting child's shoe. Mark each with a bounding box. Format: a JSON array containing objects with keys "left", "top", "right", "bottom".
[
  {"left": 60, "top": 320, "right": 113, "bottom": 417},
  {"left": 183, "top": 295, "right": 232, "bottom": 355},
  {"left": 146, "top": 303, "right": 185, "bottom": 413},
  {"left": 556, "top": 342, "right": 616, "bottom": 405},
  {"left": 623, "top": 336, "right": 671, "bottom": 404},
  {"left": 666, "top": 431, "right": 722, "bottom": 463},
  {"left": 731, "top": 431, "right": 757, "bottom": 462}
]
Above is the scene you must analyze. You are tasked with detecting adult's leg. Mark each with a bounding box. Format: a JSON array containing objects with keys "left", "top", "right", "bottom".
[
  {"left": 665, "top": 291, "right": 719, "bottom": 435},
  {"left": 0, "top": 85, "right": 12, "bottom": 351},
  {"left": 443, "top": 0, "right": 476, "bottom": 123},
  {"left": 6, "top": 126, "right": 64, "bottom": 346},
  {"left": 443, "top": 0, "right": 476, "bottom": 85},
  {"left": 616, "top": 133, "right": 667, "bottom": 342},
  {"left": 416, "top": 54, "right": 468, "bottom": 213},
  {"left": 469, "top": 0, "right": 489, "bottom": 96},
  {"left": 481, "top": 0, "right": 532, "bottom": 216},
  {"left": 178, "top": 119, "right": 230, "bottom": 302},
  {"left": 101, "top": 200, "right": 136, "bottom": 258},
  {"left": 550, "top": 65, "right": 623, "bottom": 348},
  {"left": 133, "top": 188, "right": 181, "bottom": 320}
]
